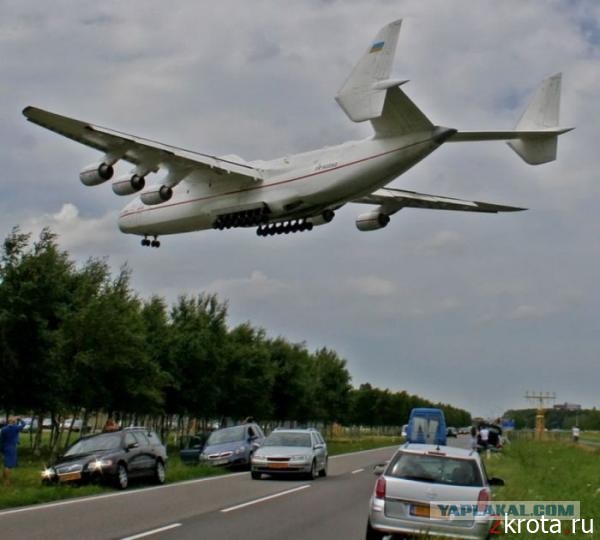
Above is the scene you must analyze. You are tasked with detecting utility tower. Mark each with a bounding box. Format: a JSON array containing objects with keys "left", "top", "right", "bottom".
[{"left": 525, "top": 391, "right": 556, "bottom": 440}]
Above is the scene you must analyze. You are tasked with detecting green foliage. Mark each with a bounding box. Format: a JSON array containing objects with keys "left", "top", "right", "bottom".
[{"left": 0, "top": 227, "right": 470, "bottom": 443}]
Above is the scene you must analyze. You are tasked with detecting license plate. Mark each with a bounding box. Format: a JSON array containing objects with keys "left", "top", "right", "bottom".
[
  {"left": 211, "top": 458, "right": 229, "bottom": 466},
  {"left": 268, "top": 462, "right": 289, "bottom": 469},
  {"left": 410, "top": 504, "right": 447, "bottom": 519},
  {"left": 58, "top": 472, "right": 82, "bottom": 482}
]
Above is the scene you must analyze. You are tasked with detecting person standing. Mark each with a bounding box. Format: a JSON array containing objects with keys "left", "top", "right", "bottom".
[
  {"left": 479, "top": 425, "right": 490, "bottom": 450},
  {"left": 1, "top": 416, "right": 26, "bottom": 485}
]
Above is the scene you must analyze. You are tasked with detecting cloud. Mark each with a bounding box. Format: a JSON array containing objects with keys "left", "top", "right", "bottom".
[{"left": 2, "top": 0, "right": 599, "bottom": 416}]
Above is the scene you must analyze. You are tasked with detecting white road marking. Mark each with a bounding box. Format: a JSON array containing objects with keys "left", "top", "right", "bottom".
[
  {"left": 220, "top": 485, "right": 310, "bottom": 513},
  {"left": 121, "top": 523, "right": 181, "bottom": 540},
  {"left": 0, "top": 446, "right": 396, "bottom": 517},
  {"left": 0, "top": 472, "right": 247, "bottom": 517},
  {"left": 329, "top": 445, "right": 399, "bottom": 459},
  {"left": 351, "top": 468, "right": 365, "bottom": 474}
]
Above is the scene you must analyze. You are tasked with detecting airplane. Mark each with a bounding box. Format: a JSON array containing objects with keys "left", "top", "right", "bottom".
[{"left": 23, "top": 19, "right": 573, "bottom": 248}]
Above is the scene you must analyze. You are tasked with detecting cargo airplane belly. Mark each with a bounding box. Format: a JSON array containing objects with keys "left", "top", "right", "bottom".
[{"left": 23, "top": 19, "right": 572, "bottom": 248}]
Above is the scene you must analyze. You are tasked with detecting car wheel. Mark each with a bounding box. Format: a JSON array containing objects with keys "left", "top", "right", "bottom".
[
  {"left": 154, "top": 460, "right": 166, "bottom": 485},
  {"left": 115, "top": 463, "right": 129, "bottom": 490},
  {"left": 365, "top": 520, "right": 385, "bottom": 540},
  {"left": 251, "top": 471, "right": 261, "bottom": 480},
  {"left": 318, "top": 457, "right": 328, "bottom": 477},
  {"left": 307, "top": 459, "right": 318, "bottom": 480}
]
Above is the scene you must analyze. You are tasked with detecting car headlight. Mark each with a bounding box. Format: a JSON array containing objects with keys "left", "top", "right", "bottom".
[
  {"left": 235, "top": 445, "right": 246, "bottom": 455},
  {"left": 87, "top": 459, "right": 113, "bottom": 471},
  {"left": 290, "top": 455, "right": 310, "bottom": 463},
  {"left": 41, "top": 467, "right": 56, "bottom": 479}
]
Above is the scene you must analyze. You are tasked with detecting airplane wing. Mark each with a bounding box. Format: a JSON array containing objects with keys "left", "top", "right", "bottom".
[
  {"left": 22, "top": 106, "right": 263, "bottom": 185},
  {"left": 352, "top": 187, "right": 526, "bottom": 214}
]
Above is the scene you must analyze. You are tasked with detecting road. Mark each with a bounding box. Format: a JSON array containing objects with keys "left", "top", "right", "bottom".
[{"left": 0, "top": 446, "right": 397, "bottom": 540}]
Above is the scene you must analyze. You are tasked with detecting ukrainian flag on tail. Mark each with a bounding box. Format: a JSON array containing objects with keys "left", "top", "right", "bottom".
[{"left": 369, "top": 41, "right": 384, "bottom": 53}]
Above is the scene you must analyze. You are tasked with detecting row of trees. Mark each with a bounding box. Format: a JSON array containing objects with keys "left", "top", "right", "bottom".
[
  {"left": 0, "top": 228, "right": 470, "bottom": 449},
  {"left": 504, "top": 408, "right": 600, "bottom": 430}
]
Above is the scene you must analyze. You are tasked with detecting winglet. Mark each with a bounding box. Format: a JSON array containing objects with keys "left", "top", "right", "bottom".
[{"left": 335, "top": 20, "right": 403, "bottom": 122}]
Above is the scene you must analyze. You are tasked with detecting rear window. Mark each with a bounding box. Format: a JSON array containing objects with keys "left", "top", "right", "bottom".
[{"left": 387, "top": 451, "right": 483, "bottom": 487}]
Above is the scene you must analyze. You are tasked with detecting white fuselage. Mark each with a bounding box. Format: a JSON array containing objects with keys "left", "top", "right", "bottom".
[{"left": 118, "top": 129, "right": 442, "bottom": 236}]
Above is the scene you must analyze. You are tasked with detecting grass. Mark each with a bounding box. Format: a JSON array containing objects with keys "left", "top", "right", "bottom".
[
  {"left": 483, "top": 439, "right": 600, "bottom": 538},
  {"left": 0, "top": 435, "right": 401, "bottom": 510}
]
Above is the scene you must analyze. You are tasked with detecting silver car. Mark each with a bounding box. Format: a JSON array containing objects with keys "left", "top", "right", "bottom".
[
  {"left": 366, "top": 444, "right": 504, "bottom": 539},
  {"left": 250, "top": 428, "right": 327, "bottom": 480}
]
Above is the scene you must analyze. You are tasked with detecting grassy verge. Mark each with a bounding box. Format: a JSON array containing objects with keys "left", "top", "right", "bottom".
[
  {"left": 483, "top": 439, "right": 599, "bottom": 538},
  {"left": 0, "top": 435, "right": 400, "bottom": 510}
]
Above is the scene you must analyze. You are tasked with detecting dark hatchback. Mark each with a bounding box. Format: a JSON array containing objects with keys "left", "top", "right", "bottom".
[{"left": 42, "top": 427, "right": 167, "bottom": 489}]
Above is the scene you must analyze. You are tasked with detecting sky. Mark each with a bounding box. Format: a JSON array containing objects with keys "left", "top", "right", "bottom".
[{"left": 2, "top": 0, "right": 599, "bottom": 418}]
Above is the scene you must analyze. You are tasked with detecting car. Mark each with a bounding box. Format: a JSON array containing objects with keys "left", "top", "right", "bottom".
[
  {"left": 61, "top": 418, "right": 90, "bottom": 432},
  {"left": 42, "top": 427, "right": 167, "bottom": 489},
  {"left": 366, "top": 443, "right": 504, "bottom": 540},
  {"left": 447, "top": 426, "right": 458, "bottom": 438},
  {"left": 179, "top": 432, "right": 211, "bottom": 465},
  {"left": 199, "top": 423, "right": 264, "bottom": 468},
  {"left": 251, "top": 428, "right": 328, "bottom": 480}
]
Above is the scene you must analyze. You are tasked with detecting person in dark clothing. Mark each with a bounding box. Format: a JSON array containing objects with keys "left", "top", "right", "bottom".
[{"left": 1, "top": 416, "right": 25, "bottom": 485}]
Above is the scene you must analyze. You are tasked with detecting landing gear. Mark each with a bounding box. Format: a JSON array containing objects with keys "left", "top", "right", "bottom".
[
  {"left": 141, "top": 236, "right": 160, "bottom": 248},
  {"left": 256, "top": 219, "right": 314, "bottom": 237}
]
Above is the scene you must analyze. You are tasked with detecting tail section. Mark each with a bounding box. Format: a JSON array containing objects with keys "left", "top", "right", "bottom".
[
  {"left": 507, "top": 73, "right": 565, "bottom": 164},
  {"left": 335, "top": 20, "right": 406, "bottom": 122},
  {"left": 449, "top": 73, "right": 573, "bottom": 165}
]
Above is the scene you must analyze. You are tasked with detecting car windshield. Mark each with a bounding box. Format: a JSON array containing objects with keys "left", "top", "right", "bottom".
[
  {"left": 64, "top": 433, "right": 122, "bottom": 456},
  {"left": 388, "top": 452, "right": 483, "bottom": 487},
  {"left": 206, "top": 426, "right": 246, "bottom": 445},
  {"left": 263, "top": 432, "right": 312, "bottom": 447}
]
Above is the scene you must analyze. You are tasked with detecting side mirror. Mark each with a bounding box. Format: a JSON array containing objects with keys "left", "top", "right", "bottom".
[
  {"left": 314, "top": 443, "right": 324, "bottom": 450},
  {"left": 373, "top": 463, "right": 387, "bottom": 476},
  {"left": 126, "top": 442, "right": 139, "bottom": 451},
  {"left": 489, "top": 477, "right": 505, "bottom": 486}
]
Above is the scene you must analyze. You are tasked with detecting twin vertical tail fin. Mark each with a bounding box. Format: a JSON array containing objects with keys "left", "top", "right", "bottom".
[
  {"left": 507, "top": 73, "right": 568, "bottom": 164},
  {"left": 448, "top": 72, "right": 573, "bottom": 165},
  {"left": 335, "top": 19, "right": 407, "bottom": 122}
]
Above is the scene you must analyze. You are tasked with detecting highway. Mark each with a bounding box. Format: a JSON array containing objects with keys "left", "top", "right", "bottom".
[{"left": 0, "top": 446, "right": 398, "bottom": 540}]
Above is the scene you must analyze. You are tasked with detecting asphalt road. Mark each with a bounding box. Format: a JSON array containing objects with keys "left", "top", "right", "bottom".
[{"left": 0, "top": 446, "right": 398, "bottom": 540}]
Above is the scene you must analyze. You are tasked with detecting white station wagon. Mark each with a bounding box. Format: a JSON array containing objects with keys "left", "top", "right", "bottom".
[{"left": 366, "top": 443, "right": 504, "bottom": 539}]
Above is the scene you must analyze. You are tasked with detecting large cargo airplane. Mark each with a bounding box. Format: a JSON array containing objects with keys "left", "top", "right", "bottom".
[{"left": 23, "top": 20, "right": 572, "bottom": 247}]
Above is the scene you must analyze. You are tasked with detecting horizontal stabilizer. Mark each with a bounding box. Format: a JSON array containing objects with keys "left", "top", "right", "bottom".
[
  {"left": 448, "top": 74, "right": 573, "bottom": 165},
  {"left": 353, "top": 187, "right": 526, "bottom": 214}
]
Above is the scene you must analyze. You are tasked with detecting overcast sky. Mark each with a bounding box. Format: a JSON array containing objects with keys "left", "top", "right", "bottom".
[{"left": 2, "top": 0, "right": 599, "bottom": 418}]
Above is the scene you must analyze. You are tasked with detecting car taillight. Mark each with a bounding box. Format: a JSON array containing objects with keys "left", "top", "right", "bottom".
[
  {"left": 477, "top": 489, "right": 490, "bottom": 513},
  {"left": 375, "top": 477, "right": 386, "bottom": 499}
]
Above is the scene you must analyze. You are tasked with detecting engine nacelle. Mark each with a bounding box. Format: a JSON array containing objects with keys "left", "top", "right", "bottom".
[
  {"left": 112, "top": 174, "right": 146, "bottom": 196},
  {"left": 80, "top": 162, "right": 114, "bottom": 186},
  {"left": 140, "top": 185, "right": 173, "bottom": 206},
  {"left": 356, "top": 211, "right": 390, "bottom": 232},
  {"left": 306, "top": 209, "right": 335, "bottom": 226}
]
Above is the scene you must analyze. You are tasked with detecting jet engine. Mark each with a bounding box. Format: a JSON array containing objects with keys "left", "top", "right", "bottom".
[
  {"left": 356, "top": 211, "right": 390, "bottom": 231},
  {"left": 79, "top": 162, "right": 114, "bottom": 186},
  {"left": 141, "top": 185, "right": 173, "bottom": 206},
  {"left": 112, "top": 174, "right": 146, "bottom": 196}
]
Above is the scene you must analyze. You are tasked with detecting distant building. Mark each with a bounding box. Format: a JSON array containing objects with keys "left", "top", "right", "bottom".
[{"left": 553, "top": 402, "right": 581, "bottom": 411}]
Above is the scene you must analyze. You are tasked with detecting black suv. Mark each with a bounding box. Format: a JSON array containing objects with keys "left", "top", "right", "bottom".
[{"left": 42, "top": 427, "right": 167, "bottom": 489}]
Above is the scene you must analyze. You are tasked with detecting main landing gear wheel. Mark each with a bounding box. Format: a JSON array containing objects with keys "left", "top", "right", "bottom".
[{"left": 141, "top": 236, "right": 160, "bottom": 248}]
